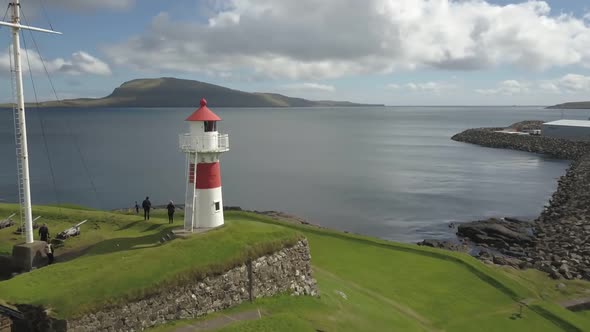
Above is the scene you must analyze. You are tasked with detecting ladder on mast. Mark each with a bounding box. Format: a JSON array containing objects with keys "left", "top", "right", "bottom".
[
  {"left": 0, "top": 0, "right": 61, "bottom": 243},
  {"left": 10, "top": 60, "right": 26, "bottom": 237}
]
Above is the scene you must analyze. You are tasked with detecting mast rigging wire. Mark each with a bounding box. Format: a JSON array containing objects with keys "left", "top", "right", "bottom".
[
  {"left": 21, "top": 27, "right": 62, "bottom": 213},
  {"left": 37, "top": 0, "right": 53, "bottom": 30},
  {"left": 19, "top": 7, "right": 103, "bottom": 209}
]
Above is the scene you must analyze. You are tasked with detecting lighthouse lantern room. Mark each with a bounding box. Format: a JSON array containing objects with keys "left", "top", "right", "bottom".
[{"left": 179, "top": 98, "right": 229, "bottom": 231}]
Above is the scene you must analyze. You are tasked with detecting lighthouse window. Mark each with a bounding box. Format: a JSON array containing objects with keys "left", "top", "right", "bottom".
[
  {"left": 204, "top": 121, "right": 217, "bottom": 132},
  {"left": 214, "top": 201, "right": 221, "bottom": 212}
]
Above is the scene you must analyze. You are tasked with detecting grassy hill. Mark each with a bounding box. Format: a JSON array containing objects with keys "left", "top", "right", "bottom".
[
  {"left": 1, "top": 204, "right": 589, "bottom": 331},
  {"left": 0, "top": 204, "right": 300, "bottom": 317},
  {"left": 3, "top": 78, "right": 383, "bottom": 108},
  {"left": 546, "top": 102, "right": 590, "bottom": 109}
]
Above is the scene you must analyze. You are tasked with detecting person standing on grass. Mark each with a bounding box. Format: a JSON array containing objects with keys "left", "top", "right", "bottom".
[
  {"left": 39, "top": 223, "right": 49, "bottom": 242},
  {"left": 134, "top": 201, "right": 140, "bottom": 214},
  {"left": 142, "top": 196, "right": 152, "bottom": 220},
  {"left": 45, "top": 242, "right": 54, "bottom": 265},
  {"left": 166, "top": 200, "right": 176, "bottom": 224}
]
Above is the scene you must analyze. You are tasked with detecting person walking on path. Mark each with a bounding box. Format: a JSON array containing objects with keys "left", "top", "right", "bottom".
[
  {"left": 134, "top": 201, "right": 140, "bottom": 214},
  {"left": 142, "top": 196, "right": 152, "bottom": 220},
  {"left": 166, "top": 201, "right": 176, "bottom": 224},
  {"left": 39, "top": 223, "right": 49, "bottom": 242}
]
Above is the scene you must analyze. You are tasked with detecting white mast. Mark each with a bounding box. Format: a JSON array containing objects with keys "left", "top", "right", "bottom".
[
  {"left": 12, "top": 0, "right": 33, "bottom": 244},
  {"left": 0, "top": 0, "right": 60, "bottom": 244}
]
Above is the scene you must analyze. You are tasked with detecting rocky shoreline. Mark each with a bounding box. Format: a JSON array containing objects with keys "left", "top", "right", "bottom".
[{"left": 448, "top": 121, "right": 590, "bottom": 280}]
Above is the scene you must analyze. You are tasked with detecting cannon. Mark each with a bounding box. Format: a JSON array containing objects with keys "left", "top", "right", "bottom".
[
  {"left": 13, "top": 216, "right": 41, "bottom": 234},
  {"left": 57, "top": 219, "right": 88, "bottom": 240},
  {"left": 0, "top": 213, "right": 15, "bottom": 229}
]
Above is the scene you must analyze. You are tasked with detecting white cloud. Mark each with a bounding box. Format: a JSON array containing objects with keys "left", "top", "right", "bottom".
[
  {"left": 477, "top": 74, "right": 590, "bottom": 96},
  {"left": 281, "top": 83, "right": 335, "bottom": 92},
  {"left": 104, "top": 1, "right": 590, "bottom": 80},
  {"left": 0, "top": 49, "right": 111, "bottom": 76},
  {"left": 387, "top": 81, "right": 455, "bottom": 94},
  {"left": 476, "top": 80, "right": 529, "bottom": 95},
  {"left": 538, "top": 81, "right": 560, "bottom": 94},
  {"left": 44, "top": 0, "right": 135, "bottom": 12},
  {"left": 555, "top": 74, "right": 590, "bottom": 92}
]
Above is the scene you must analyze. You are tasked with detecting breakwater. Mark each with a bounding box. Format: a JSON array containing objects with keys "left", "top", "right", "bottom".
[
  {"left": 451, "top": 128, "right": 590, "bottom": 159},
  {"left": 452, "top": 126, "right": 590, "bottom": 280}
]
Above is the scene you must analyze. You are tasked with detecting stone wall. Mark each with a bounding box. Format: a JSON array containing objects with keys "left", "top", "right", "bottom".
[
  {"left": 0, "top": 315, "right": 11, "bottom": 332},
  {"left": 64, "top": 239, "right": 316, "bottom": 332},
  {"left": 531, "top": 154, "right": 590, "bottom": 279},
  {"left": 452, "top": 126, "right": 590, "bottom": 280}
]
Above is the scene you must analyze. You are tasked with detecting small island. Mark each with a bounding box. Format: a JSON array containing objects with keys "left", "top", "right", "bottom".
[
  {"left": 0, "top": 77, "right": 384, "bottom": 109},
  {"left": 546, "top": 101, "right": 590, "bottom": 109}
]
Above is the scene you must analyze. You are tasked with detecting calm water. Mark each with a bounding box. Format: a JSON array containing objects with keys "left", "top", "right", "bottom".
[{"left": 1, "top": 106, "right": 588, "bottom": 242}]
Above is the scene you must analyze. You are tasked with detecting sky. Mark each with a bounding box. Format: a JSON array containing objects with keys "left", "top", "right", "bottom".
[{"left": 0, "top": 0, "right": 589, "bottom": 105}]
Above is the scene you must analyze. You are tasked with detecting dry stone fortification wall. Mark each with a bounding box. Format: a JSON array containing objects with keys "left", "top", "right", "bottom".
[
  {"left": 13, "top": 239, "right": 317, "bottom": 332},
  {"left": 68, "top": 239, "right": 317, "bottom": 332}
]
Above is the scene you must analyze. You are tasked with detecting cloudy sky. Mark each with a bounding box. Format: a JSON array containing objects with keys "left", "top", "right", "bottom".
[{"left": 0, "top": 0, "right": 589, "bottom": 105}]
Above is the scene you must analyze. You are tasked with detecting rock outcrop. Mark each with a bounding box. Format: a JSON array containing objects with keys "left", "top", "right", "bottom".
[
  {"left": 417, "top": 239, "right": 468, "bottom": 252},
  {"left": 457, "top": 218, "right": 533, "bottom": 251}
]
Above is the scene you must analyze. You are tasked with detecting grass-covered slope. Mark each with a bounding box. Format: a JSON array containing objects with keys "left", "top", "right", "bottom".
[
  {"left": 153, "top": 212, "right": 590, "bottom": 332},
  {"left": 0, "top": 205, "right": 301, "bottom": 318},
  {"left": 1, "top": 205, "right": 590, "bottom": 331},
  {"left": 0, "top": 203, "right": 168, "bottom": 256}
]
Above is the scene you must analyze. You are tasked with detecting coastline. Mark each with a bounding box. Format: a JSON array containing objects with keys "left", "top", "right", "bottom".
[{"left": 450, "top": 123, "right": 590, "bottom": 280}]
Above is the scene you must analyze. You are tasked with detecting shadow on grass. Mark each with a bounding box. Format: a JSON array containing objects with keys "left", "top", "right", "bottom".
[
  {"left": 84, "top": 228, "right": 174, "bottom": 257},
  {"left": 530, "top": 305, "right": 583, "bottom": 332},
  {"left": 116, "top": 220, "right": 144, "bottom": 231},
  {"left": 55, "top": 226, "right": 175, "bottom": 264},
  {"left": 141, "top": 224, "right": 164, "bottom": 233}
]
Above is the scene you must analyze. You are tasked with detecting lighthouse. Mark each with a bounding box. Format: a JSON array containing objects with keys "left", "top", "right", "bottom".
[{"left": 179, "top": 98, "right": 229, "bottom": 231}]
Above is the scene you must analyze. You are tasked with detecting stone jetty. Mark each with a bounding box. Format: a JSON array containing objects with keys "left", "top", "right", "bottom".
[{"left": 451, "top": 121, "right": 590, "bottom": 280}]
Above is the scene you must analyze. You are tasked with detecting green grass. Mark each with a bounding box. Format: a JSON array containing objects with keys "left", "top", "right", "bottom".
[
  {"left": 576, "top": 311, "right": 590, "bottom": 320},
  {"left": 2, "top": 205, "right": 590, "bottom": 331},
  {"left": 0, "top": 203, "right": 156, "bottom": 256},
  {"left": 0, "top": 205, "right": 301, "bottom": 318},
  {"left": 151, "top": 212, "right": 590, "bottom": 332}
]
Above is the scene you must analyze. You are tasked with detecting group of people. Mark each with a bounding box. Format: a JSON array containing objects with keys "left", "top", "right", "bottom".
[
  {"left": 134, "top": 196, "right": 176, "bottom": 224},
  {"left": 38, "top": 223, "right": 54, "bottom": 265}
]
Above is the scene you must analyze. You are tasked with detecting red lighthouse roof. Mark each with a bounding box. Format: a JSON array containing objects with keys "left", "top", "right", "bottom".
[{"left": 186, "top": 98, "right": 222, "bottom": 122}]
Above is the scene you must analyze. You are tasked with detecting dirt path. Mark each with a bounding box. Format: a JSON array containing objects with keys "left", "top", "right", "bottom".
[
  {"left": 173, "top": 309, "right": 262, "bottom": 331},
  {"left": 313, "top": 266, "right": 441, "bottom": 332}
]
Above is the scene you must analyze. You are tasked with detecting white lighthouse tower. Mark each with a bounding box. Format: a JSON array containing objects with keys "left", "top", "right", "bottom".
[{"left": 179, "top": 98, "right": 229, "bottom": 231}]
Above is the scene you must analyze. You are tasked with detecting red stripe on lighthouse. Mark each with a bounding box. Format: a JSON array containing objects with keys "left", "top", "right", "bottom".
[{"left": 195, "top": 162, "right": 222, "bottom": 189}]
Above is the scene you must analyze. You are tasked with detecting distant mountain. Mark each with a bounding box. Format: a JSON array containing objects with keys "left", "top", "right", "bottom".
[
  {"left": 546, "top": 101, "right": 590, "bottom": 109},
  {"left": 6, "top": 77, "right": 383, "bottom": 108}
]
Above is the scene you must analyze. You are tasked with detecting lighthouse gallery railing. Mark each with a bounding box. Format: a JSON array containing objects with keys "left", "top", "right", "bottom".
[{"left": 179, "top": 133, "right": 229, "bottom": 153}]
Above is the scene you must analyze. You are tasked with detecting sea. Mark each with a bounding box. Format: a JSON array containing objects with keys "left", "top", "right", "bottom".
[{"left": 1, "top": 106, "right": 589, "bottom": 242}]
